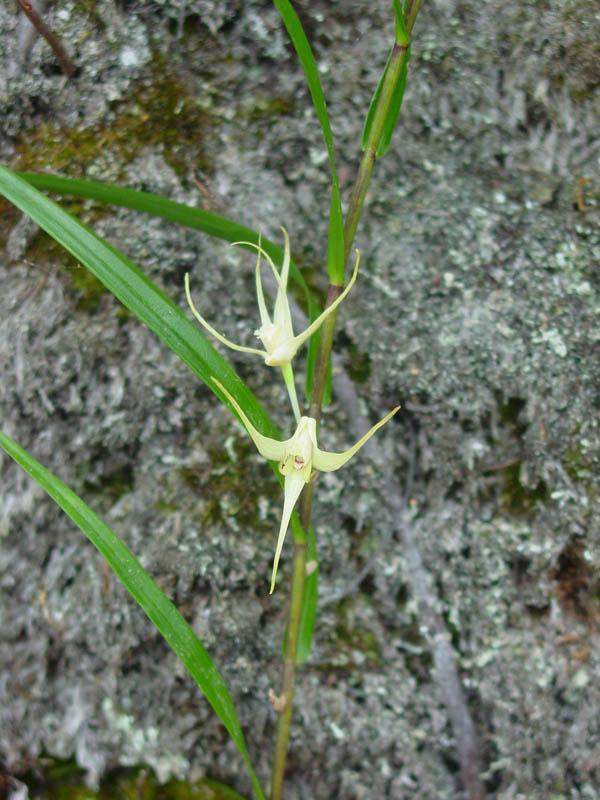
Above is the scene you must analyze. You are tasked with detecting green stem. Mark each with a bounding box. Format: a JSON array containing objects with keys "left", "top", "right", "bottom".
[
  {"left": 269, "top": 5, "right": 422, "bottom": 796},
  {"left": 281, "top": 363, "right": 301, "bottom": 422},
  {"left": 308, "top": 285, "right": 343, "bottom": 422},
  {"left": 344, "top": 39, "right": 410, "bottom": 264},
  {"left": 269, "top": 536, "right": 307, "bottom": 800},
  {"left": 403, "top": 0, "right": 422, "bottom": 38}
]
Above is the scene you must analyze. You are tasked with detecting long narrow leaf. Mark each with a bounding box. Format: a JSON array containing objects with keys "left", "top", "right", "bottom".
[
  {"left": 0, "top": 430, "right": 264, "bottom": 800},
  {"left": 361, "top": 43, "right": 410, "bottom": 158},
  {"left": 362, "top": 50, "right": 392, "bottom": 153},
  {"left": 272, "top": 0, "right": 345, "bottom": 285},
  {"left": 0, "top": 165, "right": 307, "bottom": 550},
  {"left": 18, "top": 170, "right": 326, "bottom": 410},
  {"left": 18, "top": 171, "right": 319, "bottom": 321},
  {"left": 376, "top": 50, "right": 409, "bottom": 158},
  {"left": 0, "top": 166, "right": 268, "bottom": 429}
]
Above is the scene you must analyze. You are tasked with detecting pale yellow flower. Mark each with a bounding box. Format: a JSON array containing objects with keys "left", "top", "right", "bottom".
[
  {"left": 185, "top": 228, "right": 360, "bottom": 422},
  {"left": 212, "top": 378, "right": 400, "bottom": 593}
]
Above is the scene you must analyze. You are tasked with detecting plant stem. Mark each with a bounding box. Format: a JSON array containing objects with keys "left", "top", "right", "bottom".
[
  {"left": 344, "top": 42, "right": 410, "bottom": 264},
  {"left": 308, "top": 285, "right": 343, "bottom": 422},
  {"left": 269, "top": 536, "right": 307, "bottom": 800},
  {"left": 404, "top": 0, "right": 422, "bottom": 38},
  {"left": 269, "top": 5, "right": 422, "bottom": 796}
]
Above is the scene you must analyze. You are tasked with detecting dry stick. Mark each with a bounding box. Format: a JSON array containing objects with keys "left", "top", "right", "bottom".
[{"left": 16, "top": 0, "right": 75, "bottom": 77}]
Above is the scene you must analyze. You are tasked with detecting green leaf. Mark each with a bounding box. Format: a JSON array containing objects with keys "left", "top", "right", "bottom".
[
  {"left": 361, "top": 43, "right": 410, "bottom": 158},
  {"left": 362, "top": 50, "right": 391, "bottom": 152},
  {"left": 376, "top": 51, "right": 409, "bottom": 158},
  {"left": 0, "top": 165, "right": 307, "bottom": 555},
  {"left": 272, "top": 0, "right": 345, "bottom": 285},
  {"left": 0, "top": 430, "right": 265, "bottom": 800},
  {"left": 393, "top": 0, "right": 409, "bottom": 45},
  {"left": 18, "top": 170, "right": 327, "bottom": 414},
  {"left": 296, "top": 523, "right": 319, "bottom": 663}
]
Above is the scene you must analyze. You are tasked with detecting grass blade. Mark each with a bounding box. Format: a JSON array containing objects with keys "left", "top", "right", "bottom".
[
  {"left": 18, "top": 170, "right": 325, "bottom": 410},
  {"left": 272, "top": 0, "right": 345, "bottom": 285},
  {"left": 361, "top": 43, "right": 410, "bottom": 159},
  {"left": 0, "top": 165, "right": 275, "bottom": 437},
  {"left": 376, "top": 51, "right": 409, "bottom": 158},
  {"left": 0, "top": 430, "right": 265, "bottom": 800}
]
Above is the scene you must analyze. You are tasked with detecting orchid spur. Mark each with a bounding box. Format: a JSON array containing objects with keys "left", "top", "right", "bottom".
[
  {"left": 212, "top": 378, "right": 400, "bottom": 594},
  {"left": 185, "top": 228, "right": 360, "bottom": 422}
]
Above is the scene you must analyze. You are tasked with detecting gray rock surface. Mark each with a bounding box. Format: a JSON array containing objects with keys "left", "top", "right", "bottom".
[{"left": 1, "top": 0, "right": 599, "bottom": 798}]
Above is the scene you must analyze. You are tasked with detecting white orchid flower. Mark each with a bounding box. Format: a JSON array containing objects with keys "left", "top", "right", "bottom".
[
  {"left": 212, "top": 378, "right": 400, "bottom": 594},
  {"left": 185, "top": 228, "right": 360, "bottom": 422}
]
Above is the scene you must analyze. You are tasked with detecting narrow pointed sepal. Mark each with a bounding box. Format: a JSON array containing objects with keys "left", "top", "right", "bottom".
[
  {"left": 211, "top": 378, "right": 288, "bottom": 462},
  {"left": 313, "top": 405, "right": 401, "bottom": 472},
  {"left": 185, "top": 274, "right": 266, "bottom": 358}
]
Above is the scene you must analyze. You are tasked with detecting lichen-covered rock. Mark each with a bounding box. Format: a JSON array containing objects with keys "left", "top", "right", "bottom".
[{"left": 1, "top": 0, "right": 599, "bottom": 798}]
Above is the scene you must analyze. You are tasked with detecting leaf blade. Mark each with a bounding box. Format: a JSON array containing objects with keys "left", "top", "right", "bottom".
[
  {"left": 0, "top": 429, "right": 265, "bottom": 800},
  {"left": 272, "top": 0, "right": 345, "bottom": 284},
  {"left": 361, "top": 43, "right": 410, "bottom": 159},
  {"left": 376, "top": 49, "right": 409, "bottom": 158},
  {"left": 0, "top": 165, "right": 308, "bottom": 586},
  {"left": 0, "top": 165, "right": 275, "bottom": 437}
]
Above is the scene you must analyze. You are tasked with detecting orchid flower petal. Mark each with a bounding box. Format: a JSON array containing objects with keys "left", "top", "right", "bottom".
[
  {"left": 231, "top": 237, "right": 286, "bottom": 330},
  {"left": 253, "top": 234, "right": 271, "bottom": 329},
  {"left": 211, "top": 378, "right": 288, "bottom": 462},
  {"left": 186, "top": 227, "right": 360, "bottom": 380},
  {"left": 185, "top": 274, "right": 266, "bottom": 358},
  {"left": 273, "top": 226, "right": 292, "bottom": 330},
  {"left": 312, "top": 405, "right": 401, "bottom": 472},
  {"left": 270, "top": 471, "right": 305, "bottom": 594},
  {"left": 215, "top": 370, "right": 397, "bottom": 593},
  {"left": 232, "top": 239, "right": 288, "bottom": 304}
]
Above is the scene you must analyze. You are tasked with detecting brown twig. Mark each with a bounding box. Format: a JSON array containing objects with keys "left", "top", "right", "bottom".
[{"left": 16, "top": 0, "right": 75, "bottom": 77}]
